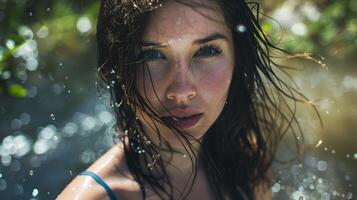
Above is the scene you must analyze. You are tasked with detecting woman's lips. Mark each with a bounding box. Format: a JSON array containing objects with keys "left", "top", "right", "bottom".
[{"left": 162, "top": 113, "right": 203, "bottom": 129}]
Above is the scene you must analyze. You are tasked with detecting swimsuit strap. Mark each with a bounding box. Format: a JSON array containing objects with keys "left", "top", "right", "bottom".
[{"left": 79, "top": 171, "right": 118, "bottom": 200}]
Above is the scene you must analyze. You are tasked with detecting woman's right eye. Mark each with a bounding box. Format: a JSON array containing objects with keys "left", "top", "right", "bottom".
[{"left": 142, "top": 49, "right": 165, "bottom": 61}]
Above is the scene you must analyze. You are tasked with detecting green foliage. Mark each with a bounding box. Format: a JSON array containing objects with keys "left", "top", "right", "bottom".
[
  {"left": 0, "top": 0, "right": 98, "bottom": 98},
  {"left": 268, "top": 0, "right": 356, "bottom": 56},
  {"left": 8, "top": 84, "right": 28, "bottom": 97}
]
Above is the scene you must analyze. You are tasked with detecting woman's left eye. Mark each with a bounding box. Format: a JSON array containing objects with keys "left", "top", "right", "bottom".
[{"left": 194, "top": 46, "right": 222, "bottom": 58}]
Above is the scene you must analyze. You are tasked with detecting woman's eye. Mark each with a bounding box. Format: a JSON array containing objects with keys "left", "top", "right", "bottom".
[
  {"left": 142, "top": 49, "right": 165, "bottom": 61},
  {"left": 194, "top": 46, "right": 222, "bottom": 58}
]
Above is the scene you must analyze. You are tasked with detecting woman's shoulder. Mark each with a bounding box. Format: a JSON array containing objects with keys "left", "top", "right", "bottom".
[{"left": 56, "top": 144, "right": 143, "bottom": 200}]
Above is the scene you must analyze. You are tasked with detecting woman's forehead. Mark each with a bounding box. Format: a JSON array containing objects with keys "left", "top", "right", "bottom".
[{"left": 142, "top": 0, "right": 230, "bottom": 43}]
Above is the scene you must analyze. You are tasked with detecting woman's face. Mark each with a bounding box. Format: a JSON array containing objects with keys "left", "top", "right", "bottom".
[{"left": 136, "top": 0, "right": 234, "bottom": 147}]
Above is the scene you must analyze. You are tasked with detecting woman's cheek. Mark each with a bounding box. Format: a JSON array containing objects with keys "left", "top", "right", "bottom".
[
  {"left": 195, "top": 59, "right": 232, "bottom": 95},
  {"left": 137, "top": 63, "right": 168, "bottom": 99}
]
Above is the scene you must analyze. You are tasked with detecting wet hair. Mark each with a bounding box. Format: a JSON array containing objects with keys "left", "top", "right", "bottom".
[{"left": 96, "top": 0, "right": 314, "bottom": 199}]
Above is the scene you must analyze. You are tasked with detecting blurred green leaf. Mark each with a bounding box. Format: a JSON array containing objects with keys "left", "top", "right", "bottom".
[{"left": 9, "top": 84, "right": 28, "bottom": 97}]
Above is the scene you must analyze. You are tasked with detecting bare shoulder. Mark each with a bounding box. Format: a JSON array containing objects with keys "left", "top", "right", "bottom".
[{"left": 56, "top": 144, "right": 143, "bottom": 200}]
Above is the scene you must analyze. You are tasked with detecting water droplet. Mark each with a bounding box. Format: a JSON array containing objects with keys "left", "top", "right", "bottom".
[
  {"left": 29, "top": 170, "right": 34, "bottom": 176},
  {"left": 314, "top": 140, "right": 322, "bottom": 148},
  {"left": 69, "top": 170, "right": 73, "bottom": 175},
  {"left": 346, "top": 154, "right": 350, "bottom": 158},
  {"left": 317, "top": 160, "right": 327, "bottom": 171},
  {"left": 32, "top": 188, "right": 39, "bottom": 197},
  {"left": 331, "top": 149, "right": 336, "bottom": 154},
  {"left": 67, "top": 90, "right": 71, "bottom": 94},
  {"left": 46, "top": 7, "right": 51, "bottom": 12},
  {"left": 236, "top": 24, "right": 247, "bottom": 33},
  {"left": 50, "top": 113, "right": 55, "bottom": 120},
  {"left": 77, "top": 16, "right": 92, "bottom": 33},
  {"left": 29, "top": 12, "right": 33, "bottom": 16}
]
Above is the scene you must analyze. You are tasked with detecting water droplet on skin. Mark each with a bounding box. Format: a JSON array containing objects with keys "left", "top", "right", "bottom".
[
  {"left": 50, "top": 113, "right": 55, "bottom": 120},
  {"left": 29, "top": 170, "right": 34, "bottom": 175}
]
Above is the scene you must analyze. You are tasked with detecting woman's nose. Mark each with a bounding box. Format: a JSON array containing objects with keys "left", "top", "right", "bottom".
[{"left": 165, "top": 65, "right": 197, "bottom": 104}]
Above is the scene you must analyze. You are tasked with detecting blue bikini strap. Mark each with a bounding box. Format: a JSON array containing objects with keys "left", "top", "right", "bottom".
[{"left": 79, "top": 171, "right": 118, "bottom": 200}]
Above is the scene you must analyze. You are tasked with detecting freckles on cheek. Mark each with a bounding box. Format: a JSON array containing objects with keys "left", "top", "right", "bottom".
[{"left": 199, "top": 66, "right": 232, "bottom": 95}]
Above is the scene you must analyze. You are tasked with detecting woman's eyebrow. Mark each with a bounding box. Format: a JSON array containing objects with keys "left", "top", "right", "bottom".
[
  {"left": 193, "top": 33, "right": 228, "bottom": 45},
  {"left": 141, "top": 33, "right": 227, "bottom": 48},
  {"left": 141, "top": 41, "right": 168, "bottom": 48}
]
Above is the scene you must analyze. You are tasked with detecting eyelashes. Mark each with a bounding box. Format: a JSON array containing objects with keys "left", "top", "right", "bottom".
[
  {"left": 141, "top": 44, "right": 222, "bottom": 62},
  {"left": 141, "top": 49, "right": 166, "bottom": 61},
  {"left": 194, "top": 44, "right": 222, "bottom": 58}
]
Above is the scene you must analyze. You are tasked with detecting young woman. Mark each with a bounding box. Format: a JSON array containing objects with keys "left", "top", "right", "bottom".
[{"left": 58, "top": 0, "right": 307, "bottom": 199}]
